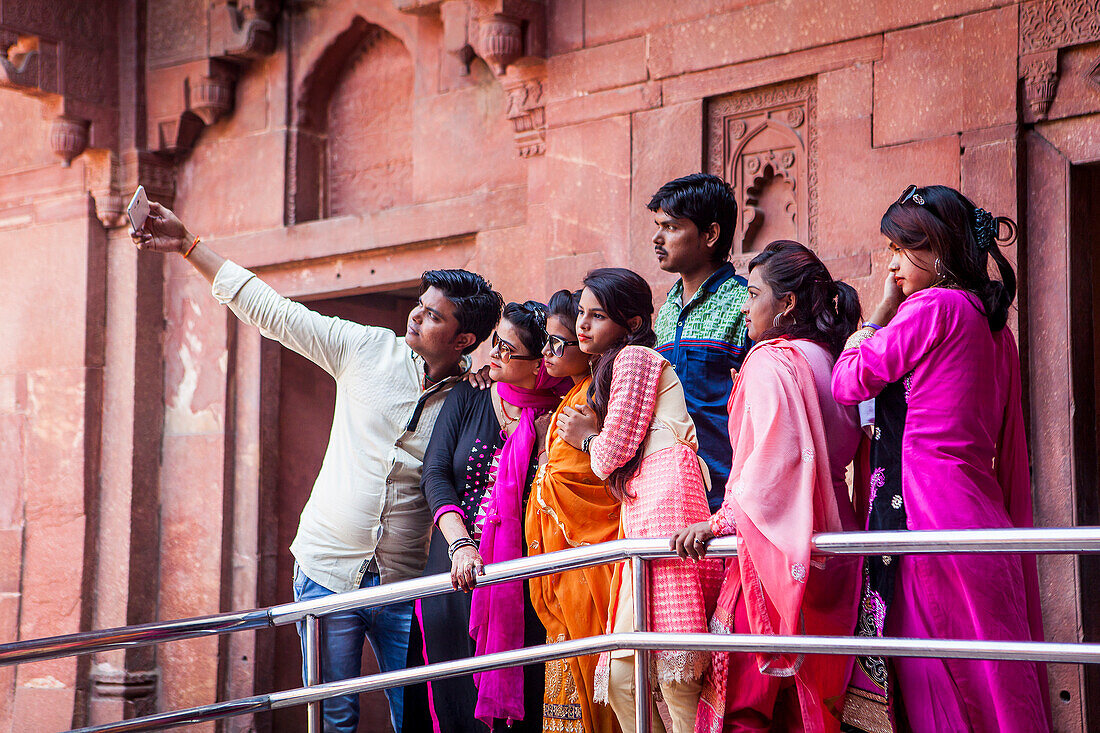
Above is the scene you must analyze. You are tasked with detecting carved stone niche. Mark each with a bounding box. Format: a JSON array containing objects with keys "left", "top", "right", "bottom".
[{"left": 707, "top": 79, "right": 817, "bottom": 268}]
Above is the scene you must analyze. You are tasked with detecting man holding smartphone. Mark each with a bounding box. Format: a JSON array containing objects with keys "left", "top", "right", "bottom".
[{"left": 131, "top": 202, "right": 503, "bottom": 733}]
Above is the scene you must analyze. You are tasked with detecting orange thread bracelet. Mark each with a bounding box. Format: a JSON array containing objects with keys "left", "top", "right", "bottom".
[{"left": 182, "top": 236, "right": 200, "bottom": 259}]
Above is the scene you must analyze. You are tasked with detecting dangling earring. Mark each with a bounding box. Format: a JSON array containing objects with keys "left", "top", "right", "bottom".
[{"left": 773, "top": 312, "right": 787, "bottom": 328}]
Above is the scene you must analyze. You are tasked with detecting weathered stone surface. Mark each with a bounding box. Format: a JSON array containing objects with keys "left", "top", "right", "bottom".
[
  {"left": 546, "top": 36, "right": 649, "bottom": 101},
  {"left": 545, "top": 116, "right": 631, "bottom": 258},
  {"left": 629, "top": 101, "right": 704, "bottom": 288},
  {"left": 873, "top": 6, "right": 1017, "bottom": 146}
]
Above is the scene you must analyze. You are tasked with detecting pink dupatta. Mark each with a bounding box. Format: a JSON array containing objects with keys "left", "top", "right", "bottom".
[
  {"left": 700, "top": 339, "right": 860, "bottom": 733},
  {"left": 469, "top": 364, "right": 569, "bottom": 727}
]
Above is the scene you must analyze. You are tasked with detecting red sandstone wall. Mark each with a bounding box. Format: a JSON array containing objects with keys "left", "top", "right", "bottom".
[{"left": 1, "top": 1, "right": 1099, "bottom": 731}]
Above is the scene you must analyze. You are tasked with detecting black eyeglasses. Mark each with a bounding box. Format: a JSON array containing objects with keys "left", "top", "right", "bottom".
[
  {"left": 896, "top": 184, "right": 925, "bottom": 206},
  {"left": 491, "top": 332, "right": 540, "bottom": 364},
  {"left": 545, "top": 334, "right": 579, "bottom": 357}
]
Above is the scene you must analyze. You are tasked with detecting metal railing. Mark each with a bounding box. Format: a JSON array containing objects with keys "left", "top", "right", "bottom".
[{"left": 3, "top": 528, "right": 1100, "bottom": 733}]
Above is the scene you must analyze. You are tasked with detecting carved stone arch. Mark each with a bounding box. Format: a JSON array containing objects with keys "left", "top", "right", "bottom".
[
  {"left": 707, "top": 78, "right": 817, "bottom": 266},
  {"left": 727, "top": 118, "right": 804, "bottom": 252},
  {"left": 287, "top": 13, "right": 415, "bottom": 223}
]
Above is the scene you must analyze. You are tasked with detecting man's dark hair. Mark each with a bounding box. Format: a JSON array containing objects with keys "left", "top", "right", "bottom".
[
  {"left": 646, "top": 173, "right": 738, "bottom": 263},
  {"left": 420, "top": 269, "right": 503, "bottom": 354}
]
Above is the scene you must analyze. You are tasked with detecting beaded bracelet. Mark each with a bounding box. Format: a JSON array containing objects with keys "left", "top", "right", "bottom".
[{"left": 581, "top": 433, "right": 597, "bottom": 454}]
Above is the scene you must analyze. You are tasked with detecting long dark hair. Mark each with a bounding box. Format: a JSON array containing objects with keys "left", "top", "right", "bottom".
[
  {"left": 581, "top": 268, "right": 656, "bottom": 500},
  {"left": 501, "top": 300, "right": 549, "bottom": 355},
  {"left": 880, "top": 184, "right": 1017, "bottom": 331},
  {"left": 749, "top": 241, "right": 862, "bottom": 356}
]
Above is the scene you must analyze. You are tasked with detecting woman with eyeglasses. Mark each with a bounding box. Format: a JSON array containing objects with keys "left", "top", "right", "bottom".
[
  {"left": 553, "top": 269, "right": 722, "bottom": 733},
  {"left": 832, "top": 185, "right": 1049, "bottom": 733},
  {"left": 403, "top": 301, "right": 569, "bottom": 733},
  {"left": 525, "top": 289, "right": 623, "bottom": 733}
]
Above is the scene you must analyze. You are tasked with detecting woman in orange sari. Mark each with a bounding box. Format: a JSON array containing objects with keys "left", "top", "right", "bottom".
[{"left": 525, "top": 290, "right": 621, "bottom": 733}]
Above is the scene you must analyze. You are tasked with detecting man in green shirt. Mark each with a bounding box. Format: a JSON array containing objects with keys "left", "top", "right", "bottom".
[{"left": 650, "top": 173, "right": 750, "bottom": 511}]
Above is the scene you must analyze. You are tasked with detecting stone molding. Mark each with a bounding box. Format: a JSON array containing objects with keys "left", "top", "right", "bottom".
[{"left": 1020, "top": 0, "right": 1100, "bottom": 53}]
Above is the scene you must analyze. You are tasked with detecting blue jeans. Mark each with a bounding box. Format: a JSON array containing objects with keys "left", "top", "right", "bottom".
[{"left": 293, "top": 565, "right": 412, "bottom": 733}]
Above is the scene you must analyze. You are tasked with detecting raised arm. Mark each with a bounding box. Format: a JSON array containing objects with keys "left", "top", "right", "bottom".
[
  {"left": 131, "top": 201, "right": 375, "bottom": 378},
  {"left": 832, "top": 288, "right": 948, "bottom": 405}
]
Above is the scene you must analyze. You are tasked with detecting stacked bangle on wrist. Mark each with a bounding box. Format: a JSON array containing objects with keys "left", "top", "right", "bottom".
[
  {"left": 447, "top": 536, "right": 477, "bottom": 560},
  {"left": 182, "top": 235, "right": 200, "bottom": 259},
  {"left": 581, "top": 433, "right": 597, "bottom": 454},
  {"left": 863, "top": 321, "right": 883, "bottom": 331}
]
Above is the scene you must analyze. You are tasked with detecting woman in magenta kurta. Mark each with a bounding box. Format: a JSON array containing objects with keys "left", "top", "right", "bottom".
[{"left": 832, "top": 185, "right": 1049, "bottom": 733}]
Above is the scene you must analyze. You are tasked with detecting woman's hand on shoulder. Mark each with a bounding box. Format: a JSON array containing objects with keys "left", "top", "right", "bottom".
[
  {"left": 450, "top": 545, "right": 484, "bottom": 592},
  {"left": 670, "top": 521, "right": 714, "bottom": 561},
  {"left": 556, "top": 404, "right": 598, "bottom": 450}
]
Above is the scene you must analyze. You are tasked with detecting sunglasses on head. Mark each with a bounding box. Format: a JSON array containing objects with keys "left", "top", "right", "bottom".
[
  {"left": 896, "top": 184, "right": 926, "bottom": 206},
  {"left": 491, "top": 332, "right": 540, "bottom": 364}
]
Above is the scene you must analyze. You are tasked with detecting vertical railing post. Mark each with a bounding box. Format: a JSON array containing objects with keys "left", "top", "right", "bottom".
[
  {"left": 632, "top": 556, "right": 651, "bottom": 733},
  {"left": 304, "top": 614, "right": 322, "bottom": 733}
]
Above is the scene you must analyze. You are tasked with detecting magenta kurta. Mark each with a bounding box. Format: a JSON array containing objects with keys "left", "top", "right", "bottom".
[{"left": 831, "top": 287, "right": 1049, "bottom": 733}]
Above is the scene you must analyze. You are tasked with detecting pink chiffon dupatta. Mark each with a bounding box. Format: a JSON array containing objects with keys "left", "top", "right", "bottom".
[
  {"left": 717, "top": 340, "right": 859, "bottom": 732},
  {"left": 469, "top": 365, "right": 568, "bottom": 727}
]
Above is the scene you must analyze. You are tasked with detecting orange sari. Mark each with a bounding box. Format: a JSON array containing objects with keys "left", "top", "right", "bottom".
[{"left": 525, "top": 377, "right": 621, "bottom": 733}]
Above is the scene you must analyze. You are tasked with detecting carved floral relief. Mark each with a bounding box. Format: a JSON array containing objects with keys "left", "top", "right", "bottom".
[{"left": 707, "top": 79, "right": 817, "bottom": 266}]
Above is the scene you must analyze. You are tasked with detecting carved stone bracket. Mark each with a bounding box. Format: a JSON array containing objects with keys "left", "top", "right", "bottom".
[
  {"left": 90, "top": 667, "right": 158, "bottom": 703},
  {"left": 503, "top": 76, "right": 545, "bottom": 157},
  {"left": 49, "top": 115, "right": 90, "bottom": 168},
  {"left": 0, "top": 34, "right": 59, "bottom": 95},
  {"left": 210, "top": 0, "right": 278, "bottom": 60},
  {"left": 1020, "top": 50, "right": 1059, "bottom": 121},
  {"left": 399, "top": 0, "right": 545, "bottom": 77},
  {"left": 147, "top": 3, "right": 280, "bottom": 158}
]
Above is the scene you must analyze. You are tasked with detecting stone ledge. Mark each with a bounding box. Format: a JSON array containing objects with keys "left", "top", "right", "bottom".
[{"left": 219, "top": 186, "right": 526, "bottom": 270}]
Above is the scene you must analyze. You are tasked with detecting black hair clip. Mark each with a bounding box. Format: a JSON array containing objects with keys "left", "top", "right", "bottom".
[{"left": 972, "top": 208, "right": 996, "bottom": 253}]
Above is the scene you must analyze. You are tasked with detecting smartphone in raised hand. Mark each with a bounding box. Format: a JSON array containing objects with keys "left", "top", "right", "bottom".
[{"left": 127, "top": 185, "right": 149, "bottom": 232}]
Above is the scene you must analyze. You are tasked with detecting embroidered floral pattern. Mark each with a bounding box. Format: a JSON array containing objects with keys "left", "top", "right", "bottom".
[
  {"left": 801, "top": 447, "right": 815, "bottom": 463},
  {"left": 869, "top": 467, "right": 886, "bottom": 504},
  {"left": 790, "top": 562, "right": 807, "bottom": 583},
  {"left": 891, "top": 494, "right": 903, "bottom": 510}
]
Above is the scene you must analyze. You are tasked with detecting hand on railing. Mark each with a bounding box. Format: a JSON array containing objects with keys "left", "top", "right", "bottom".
[
  {"left": 671, "top": 521, "right": 715, "bottom": 560},
  {"left": 451, "top": 545, "right": 485, "bottom": 592}
]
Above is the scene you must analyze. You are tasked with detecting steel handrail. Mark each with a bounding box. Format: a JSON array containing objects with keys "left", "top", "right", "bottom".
[
  {"left": 70, "top": 631, "right": 1100, "bottom": 733},
  {"left": 4, "top": 527, "right": 1100, "bottom": 667}
]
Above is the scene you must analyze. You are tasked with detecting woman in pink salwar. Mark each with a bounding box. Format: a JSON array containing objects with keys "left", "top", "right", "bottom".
[
  {"left": 672, "top": 241, "right": 865, "bottom": 733},
  {"left": 555, "top": 267, "right": 722, "bottom": 733},
  {"left": 832, "top": 185, "right": 1049, "bottom": 733}
]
